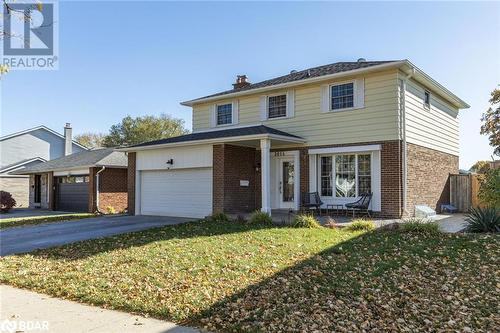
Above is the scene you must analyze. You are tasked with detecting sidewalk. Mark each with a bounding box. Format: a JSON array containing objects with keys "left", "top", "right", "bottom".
[{"left": 0, "top": 285, "right": 201, "bottom": 333}]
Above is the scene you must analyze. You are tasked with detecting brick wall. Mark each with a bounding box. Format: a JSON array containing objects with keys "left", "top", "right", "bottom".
[
  {"left": 98, "top": 168, "right": 128, "bottom": 213},
  {"left": 213, "top": 144, "right": 258, "bottom": 213},
  {"left": 406, "top": 143, "right": 458, "bottom": 215},
  {"left": 127, "top": 152, "right": 136, "bottom": 215},
  {"left": 89, "top": 167, "right": 128, "bottom": 213}
]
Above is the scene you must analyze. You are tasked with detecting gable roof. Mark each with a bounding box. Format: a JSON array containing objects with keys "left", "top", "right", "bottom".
[
  {"left": 181, "top": 59, "right": 469, "bottom": 109},
  {"left": 15, "top": 148, "right": 127, "bottom": 174},
  {"left": 0, "top": 157, "right": 47, "bottom": 174},
  {"left": 120, "top": 125, "right": 304, "bottom": 151},
  {"left": 0, "top": 125, "right": 88, "bottom": 150}
]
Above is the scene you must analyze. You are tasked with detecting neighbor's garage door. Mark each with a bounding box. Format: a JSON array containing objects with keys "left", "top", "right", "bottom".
[
  {"left": 55, "top": 176, "right": 89, "bottom": 212},
  {"left": 140, "top": 168, "right": 212, "bottom": 218}
]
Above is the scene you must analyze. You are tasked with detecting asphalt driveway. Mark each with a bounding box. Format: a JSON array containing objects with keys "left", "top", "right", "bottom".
[{"left": 0, "top": 215, "right": 193, "bottom": 256}]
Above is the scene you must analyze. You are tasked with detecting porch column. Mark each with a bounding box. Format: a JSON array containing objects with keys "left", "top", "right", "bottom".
[{"left": 260, "top": 138, "right": 271, "bottom": 215}]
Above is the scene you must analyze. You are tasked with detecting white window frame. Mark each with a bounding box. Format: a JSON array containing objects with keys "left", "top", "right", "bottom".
[
  {"left": 215, "top": 103, "right": 233, "bottom": 127},
  {"left": 267, "top": 93, "right": 288, "bottom": 120},
  {"left": 424, "top": 90, "right": 431, "bottom": 109},
  {"left": 317, "top": 152, "right": 373, "bottom": 198},
  {"left": 329, "top": 80, "right": 356, "bottom": 112}
]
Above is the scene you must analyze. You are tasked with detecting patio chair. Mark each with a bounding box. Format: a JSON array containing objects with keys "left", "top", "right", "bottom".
[
  {"left": 301, "top": 192, "right": 324, "bottom": 216},
  {"left": 345, "top": 192, "right": 373, "bottom": 218}
]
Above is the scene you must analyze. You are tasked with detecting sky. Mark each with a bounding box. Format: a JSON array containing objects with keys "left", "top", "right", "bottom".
[{"left": 1, "top": 1, "right": 499, "bottom": 169}]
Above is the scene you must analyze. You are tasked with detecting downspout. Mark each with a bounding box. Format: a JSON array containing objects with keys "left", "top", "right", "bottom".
[
  {"left": 95, "top": 166, "right": 106, "bottom": 214},
  {"left": 401, "top": 67, "right": 415, "bottom": 216}
]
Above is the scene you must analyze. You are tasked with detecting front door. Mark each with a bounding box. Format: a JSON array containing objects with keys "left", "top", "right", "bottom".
[
  {"left": 278, "top": 158, "right": 295, "bottom": 209},
  {"left": 34, "top": 175, "right": 41, "bottom": 205}
]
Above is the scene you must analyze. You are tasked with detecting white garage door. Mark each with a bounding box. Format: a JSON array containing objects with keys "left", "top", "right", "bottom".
[{"left": 140, "top": 168, "right": 212, "bottom": 218}]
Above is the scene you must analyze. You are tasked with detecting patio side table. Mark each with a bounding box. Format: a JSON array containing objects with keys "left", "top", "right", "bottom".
[{"left": 326, "top": 204, "right": 343, "bottom": 216}]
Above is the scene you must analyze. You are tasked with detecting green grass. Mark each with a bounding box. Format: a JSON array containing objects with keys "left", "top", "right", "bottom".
[
  {"left": 0, "top": 220, "right": 498, "bottom": 332},
  {"left": 0, "top": 213, "right": 95, "bottom": 229}
]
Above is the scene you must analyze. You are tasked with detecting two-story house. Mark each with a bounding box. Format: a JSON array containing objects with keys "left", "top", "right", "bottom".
[
  {"left": 0, "top": 124, "right": 87, "bottom": 207},
  {"left": 120, "top": 59, "right": 469, "bottom": 218}
]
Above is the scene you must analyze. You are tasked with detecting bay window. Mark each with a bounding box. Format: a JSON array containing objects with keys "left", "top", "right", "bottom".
[{"left": 319, "top": 153, "right": 372, "bottom": 198}]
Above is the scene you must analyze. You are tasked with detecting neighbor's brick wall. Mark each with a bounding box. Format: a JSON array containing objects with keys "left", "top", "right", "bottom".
[
  {"left": 213, "top": 144, "right": 258, "bottom": 213},
  {"left": 98, "top": 168, "right": 128, "bottom": 213},
  {"left": 89, "top": 167, "right": 128, "bottom": 213},
  {"left": 127, "top": 152, "right": 136, "bottom": 215},
  {"left": 406, "top": 143, "right": 458, "bottom": 216}
]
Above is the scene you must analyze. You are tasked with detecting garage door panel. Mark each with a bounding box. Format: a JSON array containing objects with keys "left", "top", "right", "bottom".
[
  {"left": 140, "top": 168, "right": 212, "bottom": 218},
  {"left": 56, "top": 182, "right": 89, "bottom": 212}
]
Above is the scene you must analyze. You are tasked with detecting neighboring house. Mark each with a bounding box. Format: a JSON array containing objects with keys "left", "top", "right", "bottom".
[
  {"left": 0, "top": 124, "right": 87, "bottom": 207},
  {"left": 15, "top": 148, "right": 128, "bottom": 213},
  {"left": 489, "top": 160, "right": 500, "bottom": 169},
  {"left": 120, "top": 59, "right": 469, "bottom": 218}
]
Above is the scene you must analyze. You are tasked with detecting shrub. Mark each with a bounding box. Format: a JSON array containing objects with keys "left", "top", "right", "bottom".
[
  {"left": 346, "top": 219, "right": 375, "bottom": 232},
  {"left": 209, "top": 212, "right": 230, "bottom": 223},
  {"left": 105, "top": 206, "right": 116, "bottom": 214},
  {"left": 293, "top": 214, "right": 321, "bottom": 228},
  {"left": 478, "top": 168, "right": 500, "bottom": 208},
  {"left": 235, "top": 215, "right": 247, "bottom": 224},
  {"left": 248, "top": 210, "right": 272, "bottom": 225},
  {"left": 465, "top": 207, "right": 500, "bottom": 233},
  {"left": 400, "top": 218, "right": 440, "bottom": 235},
  {"left": 0, "top": 191, "right": 16, "bottom": 213}
]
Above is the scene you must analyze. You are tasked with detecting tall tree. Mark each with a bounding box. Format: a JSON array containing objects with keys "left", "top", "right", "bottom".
[
  {"left": 469, "top": 160, "right": 491, "bottom": 174},
  {"left": 102, "top": 114, "right": 189, "bottom": 147},
  {"left": 481, "top": 88, "right": 500, "bottom": 156},
  {"left": 75, "top": 132, "right": 106, "bottom": 149}
]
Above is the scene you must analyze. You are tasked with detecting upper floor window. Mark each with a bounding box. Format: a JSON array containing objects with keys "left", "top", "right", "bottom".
[
  {"left": 268, "top": 94, "right": 287, "bottom": 119},
  {"left": 331, "top": 82, "right": 354, "bottom": 110},
  {"left": 424, "top": 90, "right": 431, "bottom": 108},
  {"left": 217, "top": 103, "right": 233, "bottom": 125}
]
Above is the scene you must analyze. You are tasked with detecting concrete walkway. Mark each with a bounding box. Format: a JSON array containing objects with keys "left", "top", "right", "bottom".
[
  {"left": 0, "top": 208, "right": 76, "bottom": 220},
  {"left": 0, "top": 285, "right": 200, "bottom": 333},
  {"left": 0, "top": 215, "right": 193, "bottom": 256}
]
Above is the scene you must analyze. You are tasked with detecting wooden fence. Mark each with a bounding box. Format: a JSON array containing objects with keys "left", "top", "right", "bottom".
[{"left": 449, "top": 174, "right": 484, "bottom": 212}]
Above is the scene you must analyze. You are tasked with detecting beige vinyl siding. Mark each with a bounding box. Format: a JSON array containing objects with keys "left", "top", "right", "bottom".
[
  {"left": 403, "top": 77, "right": 459, "bottom": 156},
  {"left": 192, "top": 70, "right": 400, "bottom": 147}
]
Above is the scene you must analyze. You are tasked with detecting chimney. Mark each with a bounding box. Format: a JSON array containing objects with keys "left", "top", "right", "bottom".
[
  {"left": 64, "top": 123, "right": 72, "bottom": 156},
  {"left": 232, "top": 75, "right": 250, "bottom": 89}
]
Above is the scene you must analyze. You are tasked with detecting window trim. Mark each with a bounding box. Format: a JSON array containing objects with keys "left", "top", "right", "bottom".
[
  {"left": 215, "top": 103, "right": 233, "bottom": 126},
  {"left": 267, "top": 93, "right": 288, "bottom": 119},
  {"left": 424, "top": 90, "right": 431, "bottom": 109},
  {"left": 329, "top": 80, "right": 356, "bottom": 112},
  {"left": 317, "top": 152, "right": 373, "bottom": 198}
]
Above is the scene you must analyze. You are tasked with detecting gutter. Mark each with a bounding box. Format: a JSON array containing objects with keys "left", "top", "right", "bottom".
[
  {"left": 401, "top": 67, "right": 415, "bottom": 216},
  {"left": 116, "top": 133, "right": 306, "bottom": 152},
  {"left": 95, "top": 166, "right": 106, "bottom": 214}
]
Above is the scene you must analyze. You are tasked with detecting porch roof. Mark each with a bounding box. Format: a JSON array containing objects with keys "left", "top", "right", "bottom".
[{"left": 119, "top": 125, "right": 305, "bottom": 151}]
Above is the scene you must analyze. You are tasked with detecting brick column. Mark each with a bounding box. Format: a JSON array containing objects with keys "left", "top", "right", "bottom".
[
  {"left": 127, "top": 152, "right": 136, "bottom": 215},
  {"left": 48, "top": 172, "right": 55, "bottom": 210},
  {"left": 212, "top": 144, "right": 225, "bottom": 213},
  {"left": 88, "top": 167, "right": 97, "bottom": 213}
]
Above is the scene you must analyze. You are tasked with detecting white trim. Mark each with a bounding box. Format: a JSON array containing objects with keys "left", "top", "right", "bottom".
[
  {"left": 308, "top": 144, "right": 381, "bottom": 155},
  {"left": 181, "top": 60, "right": 469, "bottom": 109},
  {"left": 260, "top": 139, "right": 271, "bottom": 214},
  {"left": 118, "top": 133, "right": 306, "bottom": 152},
  {"left": 0, "top": 125, "right": 88, "bottom": 150},
  {"left": 308, "top": 154, "right": 317, "bottom": 192},
  {"left": 0, "top": 157, "right": 47, "bottom": 173},
  {"left": 53, "top": 168, "right": 90, "bottom": 176}
]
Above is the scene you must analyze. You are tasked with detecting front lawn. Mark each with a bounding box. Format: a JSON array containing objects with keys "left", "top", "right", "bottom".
[
  {"left": 0, "top": 213, "right": 95, "bottom": 229},
  {"left": 0, "top": 220, "right": 498, "bottom": 332}
]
